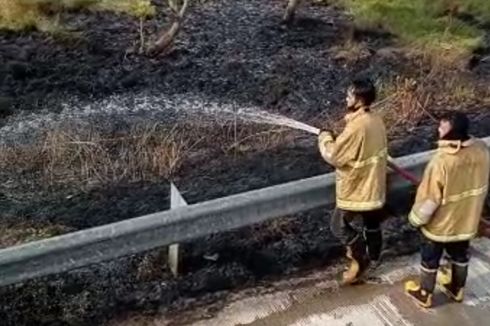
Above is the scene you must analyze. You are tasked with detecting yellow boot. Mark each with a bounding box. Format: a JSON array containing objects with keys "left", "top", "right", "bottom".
[
  {"left": 437, "top": 263, "right": 452, "bottom": 287},
  {"left": 343, "top": 247, "right": 360, "bottom": 284},
  {"left": 439, "top": 263, "right": 467, "bottom": 303},
  {"left": 405, "top": 269, "right": 436, "bottom": 308},
  {"left": 342, "top": 236, "right": 369, "bottom": 284}
]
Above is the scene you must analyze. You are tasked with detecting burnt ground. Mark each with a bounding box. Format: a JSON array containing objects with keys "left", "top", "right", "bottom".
[{"left": 0, "top": 0, "right": 490, "bottom": 325}]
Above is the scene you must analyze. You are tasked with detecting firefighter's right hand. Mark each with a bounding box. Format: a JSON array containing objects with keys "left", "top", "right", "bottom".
[{"left": 318, "top": 130, "right": 334, "bottom": 143}]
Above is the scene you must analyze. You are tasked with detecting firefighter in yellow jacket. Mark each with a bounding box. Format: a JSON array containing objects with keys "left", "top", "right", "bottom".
[
  {"left": 405, "top": 112, "right": 490, "bottom": 308},
  {"left": 318, "top": 78, "right": 388, "bottom": 284}
]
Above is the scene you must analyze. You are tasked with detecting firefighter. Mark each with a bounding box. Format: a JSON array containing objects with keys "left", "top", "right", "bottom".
[
  {"left": 405, "top": 112, "right": 490, "bottom": 308},
  {"left": 318, "top": 78, "right": 388, "bottom": 284}
]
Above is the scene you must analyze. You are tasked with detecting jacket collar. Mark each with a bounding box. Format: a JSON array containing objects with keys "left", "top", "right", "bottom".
[
  {"left": 438, "top": 137, "right": 475, "bottom": 154},
  {"left": 345, "top": 107, "right": 368, "bottom": 123}
]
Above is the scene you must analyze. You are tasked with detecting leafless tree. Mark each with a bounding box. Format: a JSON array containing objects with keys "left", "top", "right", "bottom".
[
  {"left": 148, "top": 0, "right": 190, "bottom": 56},
  {"left": 145, "top": 0, "right": 305, "bottom": 55},
  {"left": 148, "top": 0, "right": 304, "bottom": 55},
  {"left": 283, "top": 0, "right": 301, "bottom": 24}
]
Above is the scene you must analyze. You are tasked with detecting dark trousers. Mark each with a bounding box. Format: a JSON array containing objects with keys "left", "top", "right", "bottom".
[
  {"left": 420, "top": 235, "right": 470, "bottom": 272},
  {"left": 330, "top": 207, "right": 384, "bottom": 260}
]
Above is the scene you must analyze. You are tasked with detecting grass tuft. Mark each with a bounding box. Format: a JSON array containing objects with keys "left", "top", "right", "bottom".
[
  {"left": 0, "top": 123, "right": 193, "bottom": 188},
  {"left": 92, "top": 0, "right": 155, "bottom": 18},
  {"left": 0, "top": 221, "right": 74, "bottom": 248},
  {"left": 0, "top": 121, "right": 293, "bottom": 190},
  {"left": 374, "top": 68, "right": 487, "bottom": 136},
  {"left": 0, "top": 0, "right": 155, "bottom": 31}
]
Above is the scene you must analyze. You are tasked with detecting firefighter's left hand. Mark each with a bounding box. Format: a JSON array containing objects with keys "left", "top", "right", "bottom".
[{"left": 478, "top": 218, "right": 490, "bottom": 238}]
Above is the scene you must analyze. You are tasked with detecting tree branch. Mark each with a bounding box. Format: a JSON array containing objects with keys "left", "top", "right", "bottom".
[
  {"left": 148, "top": 0, "right": 190, "bottom": 56},
  {"left": 283, "top": 0, "right": 301, "bottom": 24}
]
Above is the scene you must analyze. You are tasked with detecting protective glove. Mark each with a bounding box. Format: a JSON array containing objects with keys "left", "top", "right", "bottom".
[
  {"left": 478, "top": 218, "right": 490, "bottom": 238},
  {"left": 318, "top": 129, "right": 334, "bottom": 143}
]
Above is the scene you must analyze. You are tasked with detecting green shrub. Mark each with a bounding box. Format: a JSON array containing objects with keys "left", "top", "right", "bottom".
[{"left": 340, "top": 0, "right": 488, "bottom": 59}]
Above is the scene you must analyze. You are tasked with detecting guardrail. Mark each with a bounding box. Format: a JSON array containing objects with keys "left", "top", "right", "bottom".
[{"left": 1, "top": 137, "right": 489, "bottom": 287}]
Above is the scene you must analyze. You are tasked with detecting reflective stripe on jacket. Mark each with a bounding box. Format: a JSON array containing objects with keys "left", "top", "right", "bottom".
[
  {"left": 409, "top": 138, "right": 490, "bottom": 242},
  {"left": 318, "top": 108, "right": 387, "bottom": 211}
]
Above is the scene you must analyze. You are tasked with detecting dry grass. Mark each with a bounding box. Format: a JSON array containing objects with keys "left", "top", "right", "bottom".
[
  {"left": 136, "top": 249, "right": 168, "bottom": 281},
  {"left": 183, "top": 118, "right": 293, "bottom": 157},
  {"left": 0, "top": 0, "right": 155, "bottom": 31},
  {"left": 239, "top": 216, "right": 300, "bottom": 245},
  {"left": 0, "top": 221, "right": 73, "bottom": 248},
  {"left": 330, "top": 40, "right": 373, "bottom": 64},
  {"left": 93, "top": 0, "right": 155, "bottom": 17},
  {"left": 222, "top": 126, "right": 290, "bottom": 155},
  {"left": 0, "top": 123, "right": 194, "bottom": 188},
  {"left": 0, "top": 0, "right": 54, "bottom": 31},
  {"left": 0, "top": 121, "right": 293, "bottom": 190},
  {"left": 376, "top": 77, "right": 433, "bottom": 134},
  {"left": 373, "top": 69, "right": 487, "bottom": 136}
]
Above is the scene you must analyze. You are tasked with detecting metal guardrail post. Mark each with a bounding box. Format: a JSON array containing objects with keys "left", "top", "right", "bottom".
[{"left": 168, "top": 183, "right": 188, "bottom": 276}]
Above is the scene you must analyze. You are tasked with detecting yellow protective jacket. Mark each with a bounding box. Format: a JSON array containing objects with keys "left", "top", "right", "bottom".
[
  {"left": 409, "top": 138, "right": 490, "bottom": 242},
  {"left": 318, "top": 108, "right": 388, "bottom": 211}
]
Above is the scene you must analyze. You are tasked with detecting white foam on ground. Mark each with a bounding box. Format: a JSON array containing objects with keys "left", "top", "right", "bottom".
[
  {"left": 290, "top": 294, "right": 412, "bottom": 326},
  {"left": 377, "top": 254, "right": 420, "bottom": 284},
  {"left": 462, "top": 239, "right": 490, "bottom": 307},
  {"left": 190, "top": 292, "right": 294, "bottom": 326}
]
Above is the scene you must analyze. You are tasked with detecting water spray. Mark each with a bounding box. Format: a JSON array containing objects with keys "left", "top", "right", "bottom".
[
  {"left": 235, "top": 108, "right": 321, "bottom": 135},
  {"left": 247, "top": 111, "right": 419, "bottom": 185}
]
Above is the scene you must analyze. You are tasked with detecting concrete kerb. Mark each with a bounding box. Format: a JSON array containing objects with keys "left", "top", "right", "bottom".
[{"left": 0, "top": 137, "right": 488, "bottom": 287}]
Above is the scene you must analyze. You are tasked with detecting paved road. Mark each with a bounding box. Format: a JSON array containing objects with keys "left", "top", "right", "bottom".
[{"left": 190, "top": 238, "right": 490, "bottom": 326}]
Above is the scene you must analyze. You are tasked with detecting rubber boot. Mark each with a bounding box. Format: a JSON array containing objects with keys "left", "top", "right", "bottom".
[
  {"left": 343, "top": 235, "right": 370, "bottom": 284},
  {"left": 364, "top": 228, "right": 382, "bottom": 276},
  {"left": 364, "top": 228, "right": 382, "bottom": 261},
  {"left": 439, "top": 263, "right": 468, "bottom": 302},
  {"left": 405, "top": 269, "right": 436, "bottom": 308},
  {"left": 437, "top": 261, "right": 452, "bottom": 287}
]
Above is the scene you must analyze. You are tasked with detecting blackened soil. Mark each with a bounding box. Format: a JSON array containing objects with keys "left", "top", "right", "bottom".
[{"left": 0, "top": 0, "right": 490, "bottom": 325}]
